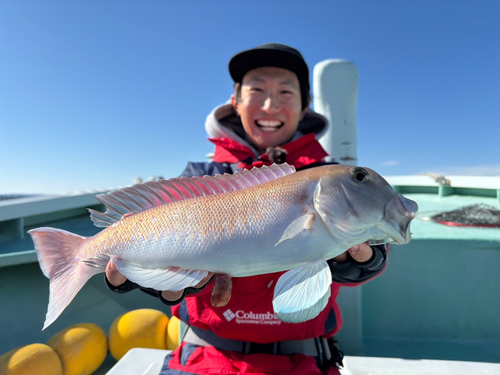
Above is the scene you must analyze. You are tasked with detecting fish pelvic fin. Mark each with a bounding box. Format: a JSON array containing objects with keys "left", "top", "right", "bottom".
[
  {"left": 273, "top": 258, "right": 332, "bottom": 323},
  {"left": 28, "top": 228, "right": 100, "bottom": 330}
]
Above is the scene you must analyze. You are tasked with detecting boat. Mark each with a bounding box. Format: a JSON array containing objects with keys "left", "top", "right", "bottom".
[{"left": 1, "top": 60, "right": 499, "bottom": 374}]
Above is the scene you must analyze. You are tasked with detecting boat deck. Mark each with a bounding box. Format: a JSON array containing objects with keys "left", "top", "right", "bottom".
[{"left": 105, "top": 348, "right": 500, "bottom": 375}]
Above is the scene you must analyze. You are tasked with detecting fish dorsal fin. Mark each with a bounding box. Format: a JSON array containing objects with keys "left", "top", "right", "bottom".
[{"left": 89, "top": 163, "right": 295, "bottom": 227}]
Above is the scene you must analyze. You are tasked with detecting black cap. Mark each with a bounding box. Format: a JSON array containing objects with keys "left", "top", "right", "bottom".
[{"left": 229, "top": 43, "right": 310, "bottom": 109}]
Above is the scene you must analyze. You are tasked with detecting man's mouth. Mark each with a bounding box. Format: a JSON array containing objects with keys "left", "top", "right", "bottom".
[{"left": 255, "top": 120, "right": 284, "bottom": 132}]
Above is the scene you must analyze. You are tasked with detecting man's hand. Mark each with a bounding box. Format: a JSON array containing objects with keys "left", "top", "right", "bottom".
[
  {"left": 332, "top": 241, "right": 373, "bottom": 263},
  {"left": 106, "top": 261, "right": 128, "bottom": 286},
  {"left": 105, "top": 261, "right": 214, "bottom": 302}
]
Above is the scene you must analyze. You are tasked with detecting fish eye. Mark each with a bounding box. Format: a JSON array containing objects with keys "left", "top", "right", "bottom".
[{"left": 351, "top": 167, "right": 370, "bottom": 183}]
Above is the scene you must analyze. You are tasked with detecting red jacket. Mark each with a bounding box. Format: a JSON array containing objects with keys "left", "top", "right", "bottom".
[
  {"left": 171, "top": 134, "right": 344, "bottom": 341},
  {"left": 209, "top": 133, "right": 329, "bottom": 171}
]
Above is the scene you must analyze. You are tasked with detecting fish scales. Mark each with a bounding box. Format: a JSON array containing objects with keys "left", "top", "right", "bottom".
[{"left": 81, "top": 171, "right": 316, "bottom": 274}]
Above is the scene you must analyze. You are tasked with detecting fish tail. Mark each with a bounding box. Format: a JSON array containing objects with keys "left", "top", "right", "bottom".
[{"left": 28, "top": 227, "right": 99, "bottom": 330}]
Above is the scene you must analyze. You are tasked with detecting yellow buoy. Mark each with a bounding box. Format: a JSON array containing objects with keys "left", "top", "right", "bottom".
[
  {"left": 166, "top": 315, "right": 182, "bottom": 350},
  {"left": 47, "top": 323, "right": 107, "bottom": 375},
  {"left": 0, "top": 343, "right": 62, "bottom": 375},
  {"left": 108, "top": 309, "right": 169, "bottom": 360}
]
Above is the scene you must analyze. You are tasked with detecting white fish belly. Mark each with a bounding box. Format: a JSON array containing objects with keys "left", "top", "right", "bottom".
[{"left": 92, "top": 201, "right": 342, "bottom": 278}]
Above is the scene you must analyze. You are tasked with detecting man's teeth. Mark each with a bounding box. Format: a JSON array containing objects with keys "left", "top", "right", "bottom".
[
  {"left": 256, "top": 120, "right": 283, "bottom": 131},
  {"left": 257, "top": 120, "right": 282, "bottom": 126}
]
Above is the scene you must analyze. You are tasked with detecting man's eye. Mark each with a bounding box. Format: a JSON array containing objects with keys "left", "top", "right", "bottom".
[
  {"left": 281, "top": 90, "right": 293, "bottom": 95},
  {"left": 250, "top": 88, "right": 263, "bottom": 92}
]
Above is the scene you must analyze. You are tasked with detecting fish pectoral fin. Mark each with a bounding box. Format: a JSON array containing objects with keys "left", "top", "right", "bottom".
[
  {"left": 272, "top": 258, "right": 332, "bottom": 323},
  {"left": 113, "top": 258, "right": 208, "bottom": 292},
  {"left": 275, "top": 212, "right": 315, "bottom": 246}
]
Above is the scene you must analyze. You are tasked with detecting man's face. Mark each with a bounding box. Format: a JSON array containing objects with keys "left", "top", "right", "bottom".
[{"left": 231, "top": 67, "right": 309, "bottom": 152}]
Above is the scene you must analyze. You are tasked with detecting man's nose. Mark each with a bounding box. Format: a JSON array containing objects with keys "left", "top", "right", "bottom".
[{"left": 262, "top": 95, "right": 280, "bottom": 113}]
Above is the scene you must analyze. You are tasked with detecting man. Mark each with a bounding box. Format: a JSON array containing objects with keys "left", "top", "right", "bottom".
[{"left": 107, "top": 43, "right": 387, "bottom": 374}]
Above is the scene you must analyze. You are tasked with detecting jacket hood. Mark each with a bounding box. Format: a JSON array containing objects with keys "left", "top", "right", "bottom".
[{"left": 205, "top": 102, "right": 328, "bottom": 156}]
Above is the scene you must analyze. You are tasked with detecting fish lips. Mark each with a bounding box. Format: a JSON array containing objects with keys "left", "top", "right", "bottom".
[{"left": 379, "top": 194, "right": 419, "bottom": 245}]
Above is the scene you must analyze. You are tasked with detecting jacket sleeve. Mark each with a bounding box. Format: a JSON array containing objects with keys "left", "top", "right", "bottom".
[{"left": 328, "top": 244, "right": 388, "bottom": 284}]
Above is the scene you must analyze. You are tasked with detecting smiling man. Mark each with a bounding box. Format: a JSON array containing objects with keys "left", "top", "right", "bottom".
[
  {"left": 231, "top": 66, "right": 308, "bottom": 151},
  {"left": 106, "top": 43, "right": 388, "bottom": 375}
]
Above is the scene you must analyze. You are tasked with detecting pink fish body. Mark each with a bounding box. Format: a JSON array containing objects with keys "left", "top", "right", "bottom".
[{"left": 29, "top": 164, "right": 417, "bottom": 329}]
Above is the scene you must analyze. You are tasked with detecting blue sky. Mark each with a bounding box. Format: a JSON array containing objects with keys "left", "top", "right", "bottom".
[{"left": 1, "top": 0, "right": 499, "bottom": 194}]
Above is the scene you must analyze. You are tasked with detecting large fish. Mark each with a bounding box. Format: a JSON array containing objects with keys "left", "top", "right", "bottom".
[{"left": 29, "top": 164, "right": 418, "bottom": 329}]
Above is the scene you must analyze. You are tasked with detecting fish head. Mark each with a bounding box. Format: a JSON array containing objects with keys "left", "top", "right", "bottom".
[{"left": 312, "top": 165, "right": 418, "bottom": 247}]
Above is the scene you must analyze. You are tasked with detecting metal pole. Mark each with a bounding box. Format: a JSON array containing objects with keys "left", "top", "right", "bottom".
[{"left": 313, "top": 60, "right": 358, "bottom": 166}]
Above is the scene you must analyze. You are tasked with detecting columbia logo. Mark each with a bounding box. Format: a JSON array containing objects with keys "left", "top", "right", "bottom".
[{"left": 223, "top": 309, "right": 235, "bottom": 321}]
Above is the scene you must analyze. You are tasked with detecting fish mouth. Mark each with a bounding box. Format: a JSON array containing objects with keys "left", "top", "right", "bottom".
[{"left": 380, "top": 194, "right": 418, "bottom": 245}]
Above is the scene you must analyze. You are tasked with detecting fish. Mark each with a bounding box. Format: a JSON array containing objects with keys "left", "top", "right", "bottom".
[{"left": 29, "top": 163, "right": 418, "bottom": 329}]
